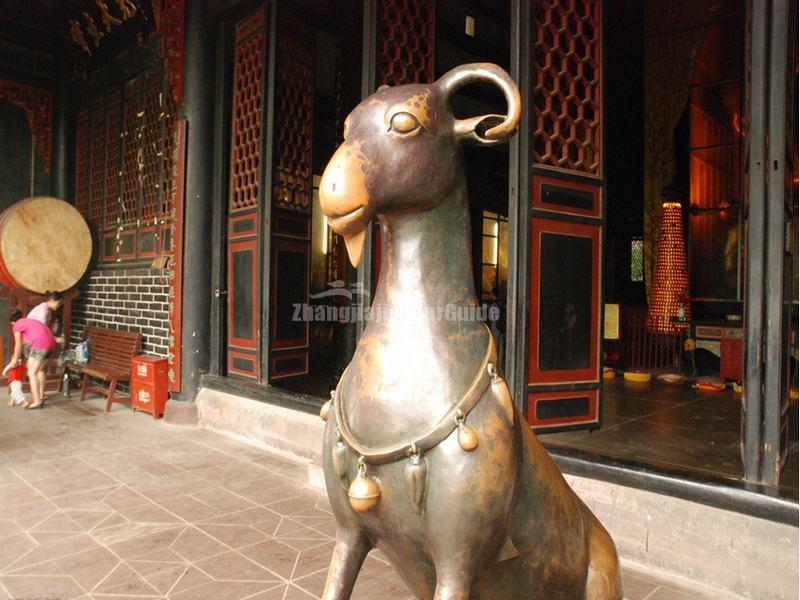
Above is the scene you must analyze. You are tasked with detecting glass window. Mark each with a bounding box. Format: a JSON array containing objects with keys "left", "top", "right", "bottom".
[
  {"left": 481, "top": 210, "right": 508, "bottom": 300},
  {"left": 630, "top": 237, "right": 644, "bottom": 282}
]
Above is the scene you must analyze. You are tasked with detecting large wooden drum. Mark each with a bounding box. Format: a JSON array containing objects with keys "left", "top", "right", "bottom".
[{"left": 0, "top": 196, "right": 92, "bottom": 293}]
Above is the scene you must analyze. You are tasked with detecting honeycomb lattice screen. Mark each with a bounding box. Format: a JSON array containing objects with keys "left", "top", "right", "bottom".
[
  {"left": 273, "top": 15, "right": 314, "bottom": 212},
  {"left": 532, "top": 0, "right": 602, "bottom": 176},
  {"left": 229, "top": 9, "right": 265, "bottom": 213},
  {"left": 378, "top": 0, "right": 435, "bottom": 86}
]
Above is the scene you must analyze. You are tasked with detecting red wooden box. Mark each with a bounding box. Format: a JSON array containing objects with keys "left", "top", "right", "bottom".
[
  {"left": 131, "top": 355, "right": 169, "bottom": 419},
  {"left": 720, "top": 327, "right": 744, "bottom": 382}
]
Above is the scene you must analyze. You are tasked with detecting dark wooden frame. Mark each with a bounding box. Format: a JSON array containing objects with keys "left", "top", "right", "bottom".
[
  {"left": 531, "top": 173, "right": 602, "bottom": 219},
  {"left": 268, "top": 237, "right": 311, "bottom": 353},
  {"left": 269, "top": 348, "right": 309, "bottom": 380},
  {"left": 215, "top": 3, "right": 273, "bottom": 382},
  {"left": 227, "top": 238, "right": 260, "bottom": 352},
  {"left": 744, "top": 0, "right": 794, "bottom": 486},
  {"left": 508, "top": 0, "right": 606, "bottom": 432},
  {"left": 228, "top": 348, "right": 260, "bottom": 378},
  {"left": 136, "top": 225, "right": 159, "bottom": 259},
  {"left": 527, "top": 217, "right": 601, "bottom": 386},
  {"left": 527, "top": 387, "right": 600, "bottom": 429}
]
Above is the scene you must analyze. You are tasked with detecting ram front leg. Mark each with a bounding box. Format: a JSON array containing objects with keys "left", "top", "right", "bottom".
[{"left": 322, "top": 527, "right": 372, "bottom": 600}]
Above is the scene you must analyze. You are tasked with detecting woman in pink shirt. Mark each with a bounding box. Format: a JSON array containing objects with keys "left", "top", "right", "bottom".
[
  {"left": 27, "top": 291, "right": 65, "bottom": 343},
  {"left": 2, "top": 309, "right": 56, "bottom": 409}
]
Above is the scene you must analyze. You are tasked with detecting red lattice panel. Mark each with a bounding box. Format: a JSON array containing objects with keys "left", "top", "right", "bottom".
[
  {"left": 0, "top": 80, "right": 53, "bottom": 174},
  {"left": 88, "top": 98, "right": 106, "bottom": 229},
  {"left": 273, "top": 17, "right": 314, "bottom": 212},
  {"left": 119, "top": 94, "right": 141, "bottom": 225},
  {"left": 532, "top": 0, "right": 602, "bottom": 176},
  {"left": 74, "top": 110, "right": 90, "bottom": 217},
  {"left": 378, "top": 0, "right": 435, "bottom": 85},
  {"left": 140, "top": 85, "right": 163, "bottom": 222},
  {"left": 229, "top": 9, "right": 265, "bottom": 212},
  {"left": 103, "top": 94, "right": 122, "bottom": 229}
]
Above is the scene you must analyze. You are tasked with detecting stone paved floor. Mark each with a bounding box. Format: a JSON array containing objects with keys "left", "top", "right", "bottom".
[{"left": 0, "top": 392, "right": 743, "bottom": 599}]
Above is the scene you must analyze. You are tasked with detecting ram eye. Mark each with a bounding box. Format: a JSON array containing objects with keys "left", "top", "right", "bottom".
[{"left": 389, "top": 112, "right": 421, "bottom": 135}]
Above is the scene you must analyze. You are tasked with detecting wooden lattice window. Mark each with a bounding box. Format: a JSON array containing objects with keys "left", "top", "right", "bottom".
[
  {"left": 74, "top": 110, "right": 90, "bottom": 216},
  {"left": 119, "top": 88, "right": 141, "bottom": 225},
  {"left": 532, "top": 0, "right": 602, "bottom": 176},
  {"left": 378, "top": 0, "right": 435, "bottom": 85},
  {"left": 273, "top": 16, "right": 314, "bottom": 212},
  {"left": 140, "top": 83, "right": 163, "bottom": 222},
  {"left": 73, "top": 67, "right": 177, "bottom": 261},
  {"left": 103, "top": 92, "right": 122, "bottom": 230},
  {"left": 229, "top": 10, "right": 265, "bottom": 213},
  {"left": 88, "top": 98, "right": 106, "bottom": 229},
  {"left": 160, "top": 93, "right": 177, "bottom": 218}
]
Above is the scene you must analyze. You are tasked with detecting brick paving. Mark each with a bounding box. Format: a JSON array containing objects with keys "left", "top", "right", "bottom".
[{"left": 0, "top": 392, "right": 742, "bottom": 599}]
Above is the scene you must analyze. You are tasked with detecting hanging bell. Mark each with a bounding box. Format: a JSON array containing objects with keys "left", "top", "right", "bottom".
[
  {"left": 404, "top": 445, "right": 428, "bottom": 514},
  {"left": 320, "top": 390, "right": 335, "bottom": 421},
  {"left": 488, "top": 363, "right": 514, "bottom": 425},
  {"left": 332, "top": 429, "right": 348, "bottom": 480},
  {"left": 348, "top": 458, "right": 381, "bottom": 512},
  {"left": 455, "top": 410, "right": 479, "bottom": 452},
  {"left": 320, "top": 400, "right": 332, "bottom": 422}
]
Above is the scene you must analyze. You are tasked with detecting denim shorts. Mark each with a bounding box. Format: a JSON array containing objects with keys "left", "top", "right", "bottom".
[{"left": 22, "top": 343, "right": 53, "bottom": 361}]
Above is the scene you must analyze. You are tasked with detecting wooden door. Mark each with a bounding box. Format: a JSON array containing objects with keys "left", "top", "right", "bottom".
[
  {"left": 225, "top": 7, "right": 267, "bottom": 380},
  {"left": 526, "top": 0, "right": 604, "bottom": 432},
  {"left": 267, "top": 8, "right": 314, "bottom": 379}
]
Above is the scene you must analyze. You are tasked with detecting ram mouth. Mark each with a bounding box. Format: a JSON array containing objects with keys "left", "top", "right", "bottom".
[{"left": 327, "top": 205, "right": 366, "bottom": 231}]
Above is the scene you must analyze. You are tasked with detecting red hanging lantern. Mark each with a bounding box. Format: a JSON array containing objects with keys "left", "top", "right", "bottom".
[{"left": 647, "top": 202, "right": 691, "bottom": 334}]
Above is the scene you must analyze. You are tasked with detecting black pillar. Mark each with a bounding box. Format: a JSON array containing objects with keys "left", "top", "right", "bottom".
[
  {"left": 354, "top": 0, "right": 378, "bottom": 343},
  {"left": 743, "top": 0, "right": 792, "bottom": 486},
  {"left": 178, "top": 0, "right": 214, "bottom": 400},
  {"left": 51, "top": 48, "right": 72, "bottom": 201},
  {"left": 743, "top": 0, "right": 769, "bottom": 483},
  {"left": 761, "top": 0, "right": 790, "bottom": 485},
  {"left": 507, "top": 0, "right": 531, "bottom": 408}
]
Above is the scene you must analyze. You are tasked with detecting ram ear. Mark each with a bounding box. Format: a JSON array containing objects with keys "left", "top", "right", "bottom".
[
  {"left": 454, "top": 114, "right": 511, "bottom": 146},
  {"left": 437, "top": 63, "right": 521, "bottom": 146},
  {"left": 377, "top": 84, "right": 390, "bottom": 92}
]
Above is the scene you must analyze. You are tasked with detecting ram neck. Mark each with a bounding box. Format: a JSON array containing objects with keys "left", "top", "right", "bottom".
[
  {"left": 373, "top": 186, "right": 478, "bottom": 320},
  {"left": 342, "top": 184, "right": 491, "bottom": 446}
]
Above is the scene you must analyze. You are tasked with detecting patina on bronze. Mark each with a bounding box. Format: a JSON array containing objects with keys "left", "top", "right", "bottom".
[{"left": 318, "top": 63, "right": 623, "bottom": 600}]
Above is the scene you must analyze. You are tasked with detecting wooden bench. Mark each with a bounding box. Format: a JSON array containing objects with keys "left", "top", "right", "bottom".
[{"left": 67, "top": 326, "right": 142, "bottom": 412}]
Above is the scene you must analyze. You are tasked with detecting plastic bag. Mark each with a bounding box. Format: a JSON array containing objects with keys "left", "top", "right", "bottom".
[{"left": 74, "top": 342, "right": 89, "bottom": 364}]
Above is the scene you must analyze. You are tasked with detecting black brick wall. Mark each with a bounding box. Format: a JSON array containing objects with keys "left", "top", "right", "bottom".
[{"left": 71, "top": 266, "right": 171, "bottom": 357}]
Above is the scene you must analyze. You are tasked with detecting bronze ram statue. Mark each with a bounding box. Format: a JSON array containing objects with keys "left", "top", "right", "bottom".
[{"left": 317, "top": 63, "right": 622, "bottom": 600}]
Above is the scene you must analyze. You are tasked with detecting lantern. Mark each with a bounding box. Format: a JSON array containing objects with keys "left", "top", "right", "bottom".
[{"left": 647, "top": 202, "right": 691, "bottom": 334}]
